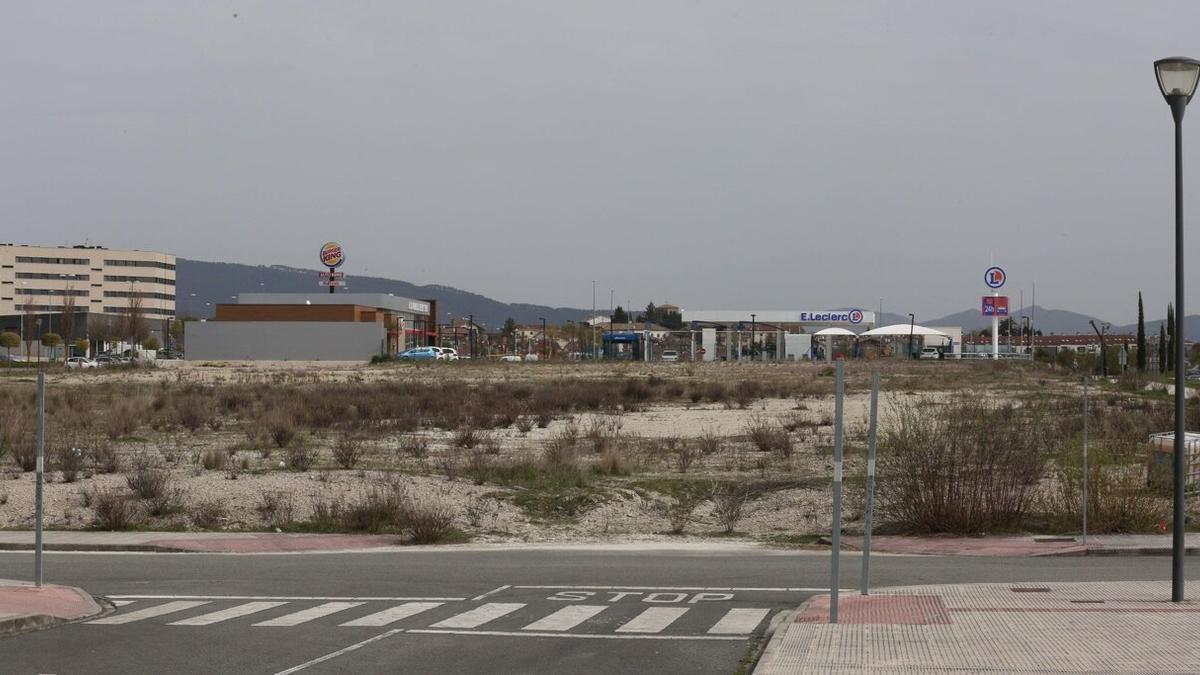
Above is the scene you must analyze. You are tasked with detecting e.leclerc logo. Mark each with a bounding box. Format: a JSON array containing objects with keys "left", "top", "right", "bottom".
[
  {"left": 848, "top": 309, "right": 864, "bottom": 324},
  {"left": 320, "top": 242, "right": 345, "bottom": 269}
]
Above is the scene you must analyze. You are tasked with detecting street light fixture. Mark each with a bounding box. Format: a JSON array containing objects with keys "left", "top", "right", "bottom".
[
  {"left": 750, "top": 313, "right": 756, "bottom": 362},
  {"left": 1154, "top": 56, "right": 1200, "bottom": 603}
]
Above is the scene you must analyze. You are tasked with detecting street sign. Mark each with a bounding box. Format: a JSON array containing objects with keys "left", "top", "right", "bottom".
[
  {"left": 984, "top": 266, "right": 1006, "bottom": 289},
  {"left": 318, "top": 279, "right": 346, "bottom": 287},
  {"left": 320, "top": 242, "right": 345, "bottom": 269},
  {"left": 982, "top": 296, "right": 1009, "bottom": 316},
  {"left": 318, "top": 271, "right": 346, "bottom": 280}
]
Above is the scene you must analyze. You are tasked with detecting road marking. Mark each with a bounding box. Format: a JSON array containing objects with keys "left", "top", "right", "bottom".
[
  {"left": 615, "top": 607, "right": 689, "bottom": 633},
  {"left": 90, "top": 600, "right": 210, "bottom": 625},
  {"left": 340, "top": 602, "right": 444, "bottom": 627},
  {"left": 254, "top": 602, "right": 364, "bottom": 626},
  {"left": 408, "top": 629, "right": 743, "bottom": 641},
  {"left": 110, "top": 600, "right": 136, "bottom": 607},
  {"left": 107, "top": 595, "right": 463, "bottom": 601},
  {"left": 521, "top": 605, "right": 607, "bottom": 632},
  {"left": 429, "top": 603, "right": 525, "bottom": 629},
  {"left": 273, "top": 629, "right": 404, "bottom": 675},
  {"left": 512, "top": 585, "right": 840, "bottom": 592},
  {"left": 471, "top": 585, "right": 511, "bottom": 601},
  {"left": 707, "top": 608, "right": 770, "bottom": 634},
  {"left": 169, "top": 601, "right": 289, "bottom": 626}
]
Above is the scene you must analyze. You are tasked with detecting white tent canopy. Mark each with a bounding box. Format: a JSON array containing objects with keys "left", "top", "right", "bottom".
[
  {"left": 859, "top": 323, "right": 950, "bottom": 338},
  {"left": 812, "top": 327, "right": 858, "bottom": 337}
]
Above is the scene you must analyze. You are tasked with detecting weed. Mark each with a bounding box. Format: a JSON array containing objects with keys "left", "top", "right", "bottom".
[
  {"left": 202, "top": 448, "right": 228, "bottom": 471},
  {"left": 332, "top": 435, "right": 364, "bottom": 470},
  {"left": 92, "top": 489, "right": 141, "bottom": 530},
  {"left": 285, "top": 444, "right": 317, "bottom": 472}
]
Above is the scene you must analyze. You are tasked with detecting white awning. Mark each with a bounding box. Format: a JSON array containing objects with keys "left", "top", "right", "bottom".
[
  {"left": 859, "top": 323, "right": 950, "bottom": 338},
  {"left": 812, "top": 327, "right": 858, "bottom": 337}
]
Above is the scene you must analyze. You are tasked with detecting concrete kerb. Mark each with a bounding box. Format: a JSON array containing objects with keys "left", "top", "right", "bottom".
[
  {"left": 0, "top": 584, "right": 110, "bottom": 638},
  {"left": 752, "top": 597, "right": 818, "bottom": 673}
]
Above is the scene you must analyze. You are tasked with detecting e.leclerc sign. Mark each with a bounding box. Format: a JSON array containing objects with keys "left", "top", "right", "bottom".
[{"left": 798, "top": 310, "right": 866, "bottom": 324}]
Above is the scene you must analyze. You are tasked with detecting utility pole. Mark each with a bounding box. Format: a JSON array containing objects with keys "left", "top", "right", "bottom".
[{"left": 468, "top": 314, "right": 475, "bottom": 359}]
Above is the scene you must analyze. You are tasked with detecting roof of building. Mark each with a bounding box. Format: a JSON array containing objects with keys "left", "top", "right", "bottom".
[{"left": 235, "top": 293, "right": 431, "bottom": 316}]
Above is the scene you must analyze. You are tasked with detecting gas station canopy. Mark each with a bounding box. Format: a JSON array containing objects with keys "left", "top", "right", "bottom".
[
  {"left": 812, "top": 327, "right": 858, "bottom": 337},
  {"left": 859, "top": 324, "right": 950, "bottom": 338}
]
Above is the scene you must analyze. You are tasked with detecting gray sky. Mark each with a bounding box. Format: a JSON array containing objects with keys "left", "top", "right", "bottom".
[{"left": 3, "top": 1, "right": 1199, "bottom": 323}]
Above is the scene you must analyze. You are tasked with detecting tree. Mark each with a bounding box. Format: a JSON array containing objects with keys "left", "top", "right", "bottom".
[
  {"left": 611, "top": 305, "right": 629, "bottom": 324},
  {"left": 61, "top": 283, "right": 77, "bottom": 347},
  {"left": 21, "top": 294, "right": 36, "bottom": 360},
  {"left": 501, "top": 318, "right": 517, "bottom": 338},
  {"left": 1137, "top": 292, "right": 1147, "bottom": 372},
  {"left": 1159, "top": 326, "right": 1167, "bottom": 374},
  {"left": 123, "top": 285, "right": 149, "bottom": 350},
  {"left": 40, "top": 332, "right": 61, "bottom": 360},
  {"left": 143, "top": 336, "right": 161, "bottom": 351},
  {"left": 74, "top": 338, "right": 88, "bottom": 356},
  {"left": 1167, "top": 304, "right": 1176, "bottom": 373},
  {"left": 0, "top": 331, "right": 18, "bottom": 359}
]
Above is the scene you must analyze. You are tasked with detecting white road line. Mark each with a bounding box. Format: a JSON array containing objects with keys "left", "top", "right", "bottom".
[
  {"left": 169, "top": 601, "right": 289, "bottom": 626},
  {"left": 89, "top": 600, "right": 210, "bottom": 625},
  {"left": 707, "top": 608, "right": 770, "bottom": 634},
  {"left": 471, "top": 585, "right": 511, "bottom": 601},
  {"left": 615, "top": 607, "right": 689, "bottom": 633},
  {"left": 254, "top": 602, "right": 364, "bottom": 627},
  {"left": 429, "top": 603, "right": 525, "bottom": 629},
  {"left": 511, "top": 585, "right": 844, "bottom": 592},
  {"left": 339, "top": 602, "right": 443, "bottom": 627},
  {"left": 107, "top": 595, "right": 463, "bottom": 601},
  {"left": 521, "top": 605, "right": 607, "bottom": 632},
  {"left": 110, "top": 600, "right": 136, "bottom": 607},
  {"left": 408, "top": 629, "right": 743, "bottom": 642},
  {"left": 273, "top": 629, "right": 404, "bottom": 675}
]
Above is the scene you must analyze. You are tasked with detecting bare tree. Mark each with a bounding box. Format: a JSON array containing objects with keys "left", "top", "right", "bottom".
[
  {"left": 123, "top": 284, "right": 149, "bottom": 350},
  {"left": 21, "top": 292, "right": 36, "bottom": 360},
  {"left": 61, "top": 283, "right": 77, "bottom": 352}
]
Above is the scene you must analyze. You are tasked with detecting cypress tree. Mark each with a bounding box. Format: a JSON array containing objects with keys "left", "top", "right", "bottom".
[
  {"left": 1159, "top": 327, "right": 1167, "bottom": 373},
  {"left": 1167, "top": 304, "right": 1176, "bottom": 373},
  {"left": 1137, "top": 293, "right": 1147, "bottom": 372}
]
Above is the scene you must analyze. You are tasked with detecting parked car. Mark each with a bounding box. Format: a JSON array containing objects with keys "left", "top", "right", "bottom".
[
  {"left": 920, "top": 347, "right": 941, "bottom": 360},
  {"left": 66, "top": 357, "right": 98, "bottom": 369},
  {"left": 499, "top": 355, "right": 523, "bottom": 363},
  {"left": 94, "top": 355, "right": 119, "bottom": 367},
  {"left": 661, "top": 350, "right": 679, "bottom": 362},
  {"left": 437, "top": 347, "right": 460, "bottom": 361},
  {"left": 397, "top": 346, "right": 440, "bottom": 361}
]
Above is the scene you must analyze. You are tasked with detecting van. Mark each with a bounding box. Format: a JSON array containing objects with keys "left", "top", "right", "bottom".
[{"left": 661, "top": 350, "right": 679, "bottom": 362}]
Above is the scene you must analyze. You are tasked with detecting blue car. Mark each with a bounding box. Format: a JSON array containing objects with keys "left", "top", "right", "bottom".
[{"left": 397, "top": 346, "right": 440, "bottom": 361}]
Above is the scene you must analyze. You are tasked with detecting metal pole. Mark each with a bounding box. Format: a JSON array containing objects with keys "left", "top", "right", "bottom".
[
  {"left": 1082, "top": 376, "right": 1088, "bottom": 547},
  {"left": 1171, "top": 97, "right": 1187, "bottom": 602},
  {"left": 862, "top": 370, "right": 879, "bottom": 595},
  {"left": 35, "top": 372, "right": 45, "bottom": 587},
  {"left": 830, "top": 359, "right": 844, "bottom": 623}
]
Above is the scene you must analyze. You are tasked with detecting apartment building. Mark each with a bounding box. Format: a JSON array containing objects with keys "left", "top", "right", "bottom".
[{"left": 0, "top": 244, "right": 176, "bottom": 350}]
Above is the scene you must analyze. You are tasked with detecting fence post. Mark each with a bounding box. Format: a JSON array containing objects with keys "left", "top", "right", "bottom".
[
  {"left": 862, "top": 370, "right": 879, "bottom": 595},
  {"left": 830, "top": 359, "right": 844, "bottom": 623},
  {"left": 35, "top": 371, "right": 45, "bottom": 587}
]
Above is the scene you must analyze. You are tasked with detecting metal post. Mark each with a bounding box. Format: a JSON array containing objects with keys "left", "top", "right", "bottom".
[
  {"left": 1082, "top": 376, "right": 1088, "bottom": 547},
  {"left": 1171, "top": 97, "right": 1187, "bottom": 602},
  {"left": 830, "top": 359, "right": 844, "bottom": 623},
  {"left": 468, "top": 314, "right": 475, "bottom": 360},
  {"left": 35, "top": 372, "right": 45, "bottom": 587},
  {"left": 862, "top": 370, "right": 879, "bottom": 595}
]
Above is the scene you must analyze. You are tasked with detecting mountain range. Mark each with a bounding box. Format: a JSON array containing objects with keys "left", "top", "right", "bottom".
[{"left": 177, "top": 258, "right": 1197, "bottom": 335}]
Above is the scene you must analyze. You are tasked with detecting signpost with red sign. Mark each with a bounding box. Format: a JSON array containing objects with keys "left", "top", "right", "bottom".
[
  {"left": 981, "top": 295, "right": 1009, "bottom": 317},
  {"left": 319, "top": 242, "right": 345, "bottom": 294}
]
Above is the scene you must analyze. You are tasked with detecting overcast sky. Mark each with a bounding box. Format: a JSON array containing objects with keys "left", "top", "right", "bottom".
[{"left": 3, "top": 2, "right": 1199, "bottom": 323}]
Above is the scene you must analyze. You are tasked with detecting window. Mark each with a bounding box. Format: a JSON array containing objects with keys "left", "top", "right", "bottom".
[
  {"left": 16, "top": 272, "right": 90, "bottom": 281},
  {"left": 17, "top": 288, "right": 89, "bottom": 297},
  {"left": 104, "top": 275, "right": 175, "bottom": 286},
  {"left": 103, "top": 306, "right": 175, "bottom": 317},
  {"left": 104, "top": 259, "right": 176, "bottom": 271},
  {"left": 16, "top": 256, "right": 90, "bottom": 265},
  {"left": 104, "top": 291, "right": 175, "bottom": 301}
]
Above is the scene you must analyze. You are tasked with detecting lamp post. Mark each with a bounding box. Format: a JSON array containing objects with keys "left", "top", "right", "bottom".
[
  {"left": 750, "top": 313, "right": 756, "bottom": 362},
  {"left": 1155, "top": 56, "right": 1200, "bottom": 603},
  {"left": 540, "top": 317, "right": 547, "bottom": 360},
  {"left": 907, "top": 313, "right": 915, "bottom": 358}
]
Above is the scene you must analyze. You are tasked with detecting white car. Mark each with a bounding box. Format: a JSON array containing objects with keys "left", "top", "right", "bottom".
[
  {"left": 499, "top": 355, "right": 523, "bottom": 363},
  {"left": 661, "top": 350, "right": 679, "bottom": 362},
  {"left": 920, "top": 347, "right": 941, "bottom": 360},
  {"left": 437, "top": 347, "right": 460, "bottom": 361},
  {"left": 66, "top": 357, "right": 98, "bottom": 369}
]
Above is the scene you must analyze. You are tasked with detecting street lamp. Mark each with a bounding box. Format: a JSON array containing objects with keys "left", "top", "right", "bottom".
[
  {"left": 1155, "top": 56, "right": 1200, "bottom": 603},
  {"left": 750, "top": 313, "right": 756, "bottom": 362},
  {"left": 540, "top": 317, "right": 547, "bottom": 361},
  {"left": 907, "top": 313, "right": 915, "bottom": 358}
]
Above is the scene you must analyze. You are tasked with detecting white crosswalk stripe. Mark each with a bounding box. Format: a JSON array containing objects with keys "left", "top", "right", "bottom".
[
  {"left": 339, "top": 602, "right": 444, "bottom": 627},
  {"left": 429, "top": 603, "right": 525, "bottom": 629},
  {"left": 707, "top": 608, "right": 770, "bottom": 634},
  {"left": 253, "top": 602, "right": 364, "bottom": 627},
  {"left": 169, "top": 601, "right": 290, "bottom": 626},
  {"left": 90, "top": 601, "right": 210, "bottom": 625},
  {"left": 615, "top": 607, "right": 689, "bottom": 633},
  {"left": 521, "top": 605, "right": 607, "bottom": 632}
]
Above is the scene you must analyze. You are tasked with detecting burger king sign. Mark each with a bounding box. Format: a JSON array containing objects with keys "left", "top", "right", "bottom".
[{"left": 320, "top": 242, "right": 345, "bottom": 269}]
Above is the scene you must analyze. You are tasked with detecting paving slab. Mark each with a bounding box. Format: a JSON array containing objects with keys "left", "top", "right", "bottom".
[
  {"left": 0, "top": 578, "right": 104, "bottom": 636},
  {"left": 839, "top": 533, "right": 1200, "bottom": 557},
  {"left": 755, "top": 580, "right": 1200, "bottom": 673}
]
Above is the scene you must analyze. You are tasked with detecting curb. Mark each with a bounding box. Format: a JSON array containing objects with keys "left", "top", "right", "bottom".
[
  {"left": 0, "top": 585, "right": 110, "bottom": 638},
  {"left": 752, "top": 596, "right": 817, "bottom": 674},
  {"left": 0, "top": 543, "right": 175, "bottom": 553}
]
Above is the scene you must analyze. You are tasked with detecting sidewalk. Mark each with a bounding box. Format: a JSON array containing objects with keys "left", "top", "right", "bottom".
[
  {"left": 0, "top": 531, "right": 405, "bottom": 553},
  {"left": 0, "top": 578, "right": 104, "bottom": 635},
  {"left": 838, "top": 533, "right": 1200, "bottom": 557},
  {"left": 756, "top": 580, "right": 1200, "bottom": 673}
]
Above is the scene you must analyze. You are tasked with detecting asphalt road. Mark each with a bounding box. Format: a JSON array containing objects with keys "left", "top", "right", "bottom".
[{"left": 1, "top": 546, "right": 1197, "bottom": 675}]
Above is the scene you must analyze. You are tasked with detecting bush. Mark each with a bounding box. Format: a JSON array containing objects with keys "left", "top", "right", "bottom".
[
  {"left": 711, "top": 483, "right": 753, "bottom": 534},
  {"left": 401, "top": 497, "right": 457, "bottom": 544},
  {"left": 399, "top": 435, "right": 430, "bottom": 459},
  {"left": 285, "top": 444, "right": 317, "bottom": 472},
  {"left": 92, "top": 489, "right": 141, "bottom": 529},
  {"left": 263, "top": 412, "right": 296, "bottom": 448},
  {"left": 332, "top": 436, "right": 364, "bottom": 470},
  {"left": 660, "top": 490, "right": 705, "bottom": 535},
  {"left": 104, "top": 404, "right": 139, "bottom": 440},
  {"left": 11, "top": 437, "right": 36, "bottom": 472},
  {"left": 341, "top": 488, "right": 406, "bottom": 533},
  {"left": 452, "top": 426, "right": 488, "bottom": 450},
  {"left": 1050, "top": 437, "right": 1166, "bottom": 533},
  {"left": 88, "top": 441, "right": 120, "bottom": 473},
  {"left": 56, "top": 444, "right": 84, "bottom": 483},
  {"left": 126, "top": 458, "right": 170, "bottom": 500},
  {"left": 744, "top": 415, "right": 791, "bottom": 456},
  {"left": 257, "top": 491, "right": 295, "bottom": 527},
  {"left": 202, "top": 448, "right": 228, "bottom": 471},
  {"left": 878, "top": 399, "right": 1053, "bottom": 534},
  {"left": 672, "top": 441, "right": 702, "bottom": 474},
  {"left": 191, "top": 499, "right": 226, "bottom": 529}
]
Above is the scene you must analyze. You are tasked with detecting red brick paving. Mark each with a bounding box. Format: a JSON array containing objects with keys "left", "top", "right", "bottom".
[{"left": 0, "top": 583, "right": 99, "bottom": 621}]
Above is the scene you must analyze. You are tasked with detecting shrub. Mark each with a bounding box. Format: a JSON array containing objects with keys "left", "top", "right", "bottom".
[
  {"left": 263, "top": 412, "right": 296, "bottom": 448},
  {"left": 176, "top": 399, "right": 213, "bottom": 433},
  {"left": 88, "top": 441, "right": 120, "bottom": 473},
  {"left": 332, "top": 435, "right": 364, "bottom": 470},
  {"left": 257, "top": 491, "right": 295, "bottom": 527},
  {"left": 285, "top": 444, "right": 317, "bottom": 472},
  {"left": 341, "top": 488, "right": 406, "bottom": 533},
  {"left": 672, "top": 441, "right": 702, "bottom": 474},
  {"left": 399, "top": 435, "right": 430, "bottom": 459},
  {"left": 202, "top": 448, "right": 228, "bottom": 471},
  {"left": 11, "top": 437, "right": 36, "bottom": 472},
  {"left": 744, "top": 415, "right": 790, "bottom": 456},
  {"left": 1050, "top": 437, "right": 1165, "bottom": 533},
  {"left": 56, "top": 444, "right": 84, "bottom": 483},
  {"left": 145, "top": 488, "right": 185, "bottom": 517},
  {"left": 452, "top": 426, "right": 488, "bottom": 450},
  {"left": 544, "top": 423, "right": 579, "bottom": 468},
  {"left": 697, "top": 429, "right": 722, "bottom": 455},
  {"left": 711, "top": 483, "right": 753, "bottom": 534},
  {"left": 308, "top": 492, "right": 342, "bottom": 530},
  {"left": 592, "top": 450, "right": 631, "bottom": 476},
  {"left": 104, "top": 404, "right": 139, "bottom": 440},
  {"left": 515, "top": 416, "right": 534, "bottom": 434},
  {"left": 659, "top": 490, "right": 705, "bottom": 535},
  {"left": 92, "top": 489, "right": 141, "bottom": 530},
  {"left": 401, "top": 497, "right": 457, "bottom": 544},
  {"left": 878, "top": 399, "right": 1054, "bottom": 534},
  {"left": 191, "top": 499, "right": 226, "bottom": 529},
  {"left": 126, "top": 458, "right": 170, "bottom": 500}
]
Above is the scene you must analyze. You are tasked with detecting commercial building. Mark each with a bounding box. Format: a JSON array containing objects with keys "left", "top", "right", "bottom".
[
  {"left": 680, "top": 309, "right": 878, "bottom": 361},
  {"left": 0, "top": 243, "right": 176, "bottom": 355},
  {"left": 185, "top": 293, "right": 435, "bottom": 361}
]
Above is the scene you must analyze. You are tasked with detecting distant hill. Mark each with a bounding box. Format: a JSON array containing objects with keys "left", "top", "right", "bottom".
[
  {"left": 927, "top": 305, "right": 1104, "bottom": 334},
  {"left": 175, "top": 259, "right": 590, "bottom": 327}
]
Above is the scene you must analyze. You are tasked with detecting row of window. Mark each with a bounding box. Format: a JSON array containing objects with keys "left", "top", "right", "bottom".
[
  {"left": 18, "top": 288, "right": 90, "bottom": 297},
  {"left": 16, "top": 272, "right": 90, "bottom": 281},
  {"left": 103, "top": 291, "right": 176, "bottom": 301},
  {"left": 104, "top": 275, "right": 175, "bottom": 286},
  {"left": 103, "top": 306, "right": 175, "bottom": 317},
  {"left": 15, "top": 256, "right": 91, "bottom": 265},
  {"left": 103, "top": 259, "right": 176, "bottom": 271}
]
